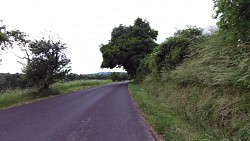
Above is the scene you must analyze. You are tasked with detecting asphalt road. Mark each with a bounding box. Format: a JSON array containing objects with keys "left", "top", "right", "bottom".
[{"left": 0, "top": 82, "right": 155, "bottom": 141}]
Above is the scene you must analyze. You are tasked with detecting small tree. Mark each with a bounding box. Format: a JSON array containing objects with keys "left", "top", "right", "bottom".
[{"left": 24, "top": 38, "right": 71, "bottom": 93}]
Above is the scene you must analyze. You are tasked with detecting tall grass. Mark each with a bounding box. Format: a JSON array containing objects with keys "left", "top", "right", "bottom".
[
  {"left": 0, "top": 88, "right": 37, "bottom": 109},
  {"left": 129, "top": 83, "right": 217, "bottom": 141},
  {"left": 130, "top": 35, "right": 250, "bottom": 140},
  {"left": 164, "top": 35, "right": 250, "bottom": 140},
  {"left": 168, "top": 35, "right": 250, "bottom": 89},
  {"left": 0, "top": 80, "right": 112, "bottom": 109},
  {"left": 131, "top": 78, "right": 250, "bottom": 140}
]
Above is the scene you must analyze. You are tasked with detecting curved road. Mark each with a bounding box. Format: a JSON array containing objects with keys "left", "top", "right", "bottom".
[{"left": 0, "top": 82, "right": 155, "bottom": 141}]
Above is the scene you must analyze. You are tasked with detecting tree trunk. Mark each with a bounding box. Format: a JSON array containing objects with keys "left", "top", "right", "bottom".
[{"left": 42, "top": 83, "right": 50, "bottom": 96}]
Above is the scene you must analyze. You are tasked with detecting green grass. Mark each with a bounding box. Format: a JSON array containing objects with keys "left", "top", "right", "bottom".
[
  {"left": 0, "top": 79, "right": 112, "bottom": 109},
  {"left": 129, "top": 82, "right": 217, "bottom": 141},
  {"left": 168, "top": 34, "right": 250, "bottom": 89},
  {"left": 0, "top": 88, "right": 37, "bottom": 109},
  {"left": 130, "top": 81, "right": 250, "bottom": 140},
  {"left": 51, "top": 79, "right": 112, "bottom": 95}
]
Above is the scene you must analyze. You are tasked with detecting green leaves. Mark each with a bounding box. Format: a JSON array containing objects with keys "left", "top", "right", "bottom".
[
  {"left": 0, "top": 20, "right": 28, "bottom": 49},
  {"left": 151, "top": 27, "right": 204, "bottom": 72},
  {"left": 100, "top": 18, "right": 158, "bottom": 78},
  {"left": 24, "top": 38, "right": 71, "bottom": 91},
  {"left": 213, "top": 0, "right": 250, "bottom": 43},
  {"left": 0, "top": 22, "right": 9, "bottom": 48}
]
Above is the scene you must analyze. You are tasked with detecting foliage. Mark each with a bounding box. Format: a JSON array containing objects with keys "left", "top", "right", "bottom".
[
  {"left": 155, "top": 36, "right": 191, "bottom": 71},
  {"left": 100, "top": 18, "right": 158, "bottom": 78},
  {"left": 132, "top": 22, "right": 250, "bottom": 140},
  {"left": 0, "top": 29, "right": 8, "bottom": 48},
  {"left": 24, "top": 38, "right": 71, "bottom": 92},
  {"left": 157, "top": 26, "right": 204, "bottom": 71},
  {"left": 0, "top": 21, "right": 28, "bottom": 49},
  {"left": 136, "top": 54, "right": 155, "bottom": 82},
  {"left": 110, "top": 72, "right": 128, "bottom": 82},
  {"left": 134, "top": 29, "right": 250, "bottom": 140},
  {"left": 0, "top": 73, "right": 32, "bottom": 91},
  {"left": 66, "top": 73, "right": 112, "bottom": 81},
  {"left": 0, "top": 20, "right": 9, "bottom": 47},
  {"left": 136, "top": 26, "right": 204, "bottom": 81},
  {"left": 213, "top": 0, "right": 250, "bottom": 43},
  {"left": 0, "top": 20, "right": 29, "bottom": 67},
  {"left": 169, "top": 33, "right": 250, "bottom": 89}
]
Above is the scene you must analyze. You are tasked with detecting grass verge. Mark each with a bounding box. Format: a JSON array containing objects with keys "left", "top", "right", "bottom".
[
  {"left": 129, "top": 80, "right": 250, "bottom": 141},
  {"left": 130, "top": 33, "right": 250, "bottom": 140},
  {"left": 129, "top": 83, "right": 216, "bottom": 141},
  {"left": 0, "top": 79, "right": 112, "bottom": 110}
]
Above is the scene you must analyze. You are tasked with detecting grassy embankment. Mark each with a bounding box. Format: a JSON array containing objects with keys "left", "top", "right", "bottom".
[
  {"left": 130, "top": 35, "right": 250, "bottom": 140},
  {"left": 0, "top": 80, "right": 112, "bottom": 109}
]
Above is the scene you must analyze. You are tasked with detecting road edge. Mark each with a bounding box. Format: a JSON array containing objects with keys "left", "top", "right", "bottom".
[{"left": 127, "top": 83, "right": 164, "bottom": 141}]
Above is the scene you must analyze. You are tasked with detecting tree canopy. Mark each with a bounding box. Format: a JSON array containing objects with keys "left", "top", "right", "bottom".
[
  {"left": 213, "top": 0, "right": 250, "bottom": 43},
  {"left": 100, "top": 18, "right": 158, "bottom": 78},
  {"left": 24, "top": 38, "right": 71, "bottom": 92}
]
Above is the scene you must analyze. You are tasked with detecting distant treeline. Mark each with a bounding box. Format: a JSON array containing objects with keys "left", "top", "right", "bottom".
[
  {"left": 66, "top": 72, "right": 128, "bottom": 82},
  {"left": 0, "top": 72, "right": 128, "bottom": 91},
  {"left": 0, "top": 73, "right": 32, "bottom": 90}
]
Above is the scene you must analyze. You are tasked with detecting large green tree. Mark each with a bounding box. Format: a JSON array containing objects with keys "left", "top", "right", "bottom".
[
  {"left": 100, "top": 18, "right": 158, "bottom": 78},
  {"left": 213, "top": 0, "right": 250, "bottom": 43},
  {"left": 24, "top": 38, "right": 71, "bottom": 92}
]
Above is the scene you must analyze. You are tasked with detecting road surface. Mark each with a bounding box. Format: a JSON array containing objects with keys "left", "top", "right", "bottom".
[{"left": 0, "top": 82, "right": 155, "bottom": 141}]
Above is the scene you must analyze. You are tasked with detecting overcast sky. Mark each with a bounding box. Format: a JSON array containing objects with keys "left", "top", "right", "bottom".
[{"left": 0, "top": 0, "right": 217, "bottom": 74}]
